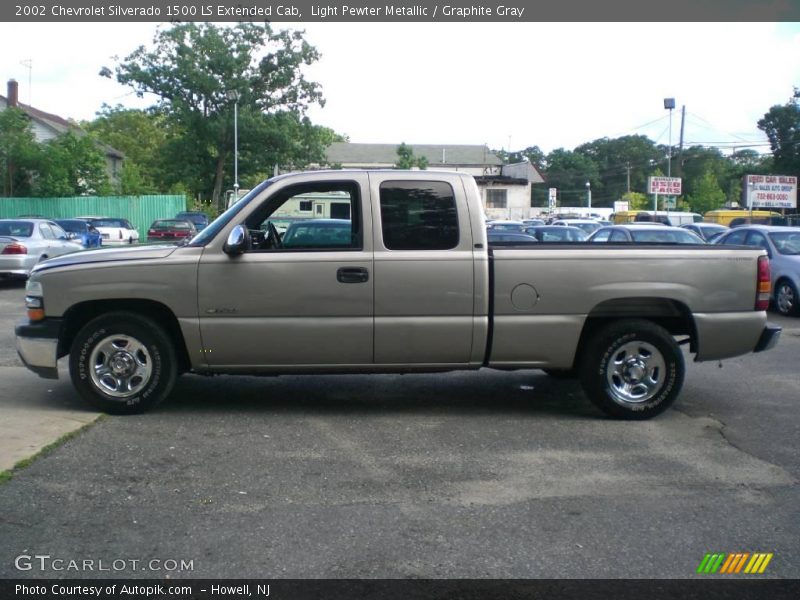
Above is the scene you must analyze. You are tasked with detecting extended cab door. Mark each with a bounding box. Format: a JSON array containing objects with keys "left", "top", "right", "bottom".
[
  {"left": 197, "top": 174, "right": 374, "bottom": 368},
  {"left": 370, "top": 173, "right": 478, "bottom": 366}
]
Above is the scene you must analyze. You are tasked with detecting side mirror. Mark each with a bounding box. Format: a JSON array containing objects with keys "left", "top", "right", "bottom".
[{"left": 223, "top": 224, "right": 250, "bottom": 256}]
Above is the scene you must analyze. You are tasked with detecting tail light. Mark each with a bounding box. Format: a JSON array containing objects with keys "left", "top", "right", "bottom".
[
  {"left": 2, "top": 242, "right": 27, "bottom": 255},
  {"left": 755, "top": 255, "right": 771, "bottom": 310},
  {"left": 148, "top": 229, "right": 156, "bottom": 236}
]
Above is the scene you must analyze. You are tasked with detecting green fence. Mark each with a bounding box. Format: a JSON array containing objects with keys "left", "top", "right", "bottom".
[{"left": 0, "top": 195, "right": 187, "bottom": 238}]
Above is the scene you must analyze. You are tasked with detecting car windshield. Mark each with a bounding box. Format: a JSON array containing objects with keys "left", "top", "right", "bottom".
[
  {"left": 630, "top": 230, "right": 703, "bottom": 244},
  {"left": 769, "top": 232, "right": 800, "bottom": 255},
  {"left": 0, "top": 221, "right": 34, "bottom": 237},
  {"left": 188, "top": 181, "right": 272, "bottom": 247},
  {"left": 176, "top": 213, "right": 208, "bottom": 224}
]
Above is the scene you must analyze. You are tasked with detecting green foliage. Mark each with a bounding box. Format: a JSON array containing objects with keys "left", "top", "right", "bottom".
[
  {"left": 622, "top": 192, "right": 650, "bottom": 211},
  {"left": 104, "top": 22, "right": 333, "bottom": 208},
  {"left": 33, "top": 132, "right": 111, "bottom": 197},
  {"left": 541, "top": 148, "right": 600, "bottom": 206},
  {"left": 686, "top": 170, "right": 726, "bottom": 215},
  {"left": 0, "top": 108, "right": 40, "bottom": 196},
  {"left": 395, "top": 142, "right": 428, "bottom": 170},
  {"left": 757, "top": 89, "right": 800, "bottom": 175}
]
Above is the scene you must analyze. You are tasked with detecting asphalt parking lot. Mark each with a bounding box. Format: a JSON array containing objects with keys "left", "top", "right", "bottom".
[{"left": 0, "top": 278, "right": 798, "bottom": 579}]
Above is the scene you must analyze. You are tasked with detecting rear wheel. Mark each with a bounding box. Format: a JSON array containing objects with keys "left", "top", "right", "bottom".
[
  {"left": 579, "top": 320, "right": 684, "bottom": 420},
  {"left": 774, "top": 279, "right": 799, "bottom": 316},
  {"left": 69, "top": 311, "right": 178, "bottom": 414}
]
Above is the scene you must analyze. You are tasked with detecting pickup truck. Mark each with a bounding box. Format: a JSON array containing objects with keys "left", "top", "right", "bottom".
[{"left": 15, "top": 170, "right": 781, "bottom": 419}]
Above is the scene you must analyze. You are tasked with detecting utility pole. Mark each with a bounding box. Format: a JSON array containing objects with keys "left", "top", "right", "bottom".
[
  {"left": 677, "top": 105, "right": 686, "bottom": 178},
  {"left": 626, "top": 162, "right": 631, "bottom": 193}
]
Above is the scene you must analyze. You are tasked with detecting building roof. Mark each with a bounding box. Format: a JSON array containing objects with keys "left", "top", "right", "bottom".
[{"left": 324, "top": 142, "right": 504, "bottom": 167}]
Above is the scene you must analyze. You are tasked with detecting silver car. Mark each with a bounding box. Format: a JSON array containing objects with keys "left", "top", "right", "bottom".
[
  {"left": 0, "top": 219, "right": 83, "bottom": 278},
  {"left": 714, "top": 225, "right": 800, "bottom": 316}
]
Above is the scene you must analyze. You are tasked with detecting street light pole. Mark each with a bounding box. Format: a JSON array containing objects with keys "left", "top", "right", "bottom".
[
  {"left": 226, "top": 90, "right": 241, "bottom": 205},
  {"left": 585, "top": 181, "right": 592, "bottom": 210},
  {"left": 664, "top": 97, "right": 675, "bottom": 212}
]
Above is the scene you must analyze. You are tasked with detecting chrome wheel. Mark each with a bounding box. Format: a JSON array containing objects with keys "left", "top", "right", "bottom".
[
  {"left": 89, "top": 334, "right": 152, "bottom": 398},
  {"left": 776, "top": 282, "right": 796, "bottom": 315},
  {"left": 606, "top": 340, "right": 666, "bottom": 405}
]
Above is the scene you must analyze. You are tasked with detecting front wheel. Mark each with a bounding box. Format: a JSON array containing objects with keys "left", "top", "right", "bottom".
[
  {"left": 69, "top": 312, "right": 178, "bottom": 414},
  {"left": 579, "top": 320, "right": 684, "bottom": 420}
]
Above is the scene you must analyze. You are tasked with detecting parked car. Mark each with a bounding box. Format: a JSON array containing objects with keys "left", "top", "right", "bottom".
[
  {"left": 521, "top": 218, "right": 545, "bottom": 227},
  {"left": 55, "top": 219, "right": 103, "bottom": 248},
  {"left": 486, "top": 220, "right": 525, "bottom": 232},
  {"left": 587, "top": 225, "right": 705, "bottom": 244},
  {"left": 487, "top": 231, "right": 538, "bottom": 243},
  {"left": 147, "top": 219, "right": 198, "bottom": 243},
  {"left": 714, "top": 225, "right": 800, "bottom": 316},
  {"left": 78, "top": 217, "right": 139, "bottom": 245},
  {"left": 523, "top": 225, "right": 587, "bottom": 242},
  {"left": 681, "top": 223, "right": 729, "bottom": 242},
  {"left": 175, "top": 211, "right": 210, "bottom": 231},
  {"left": 0, "top": 219, "right": 83, "bottom": 278},
  {"left": 550, "top": 219, "right": 602, "bottom": 235}
]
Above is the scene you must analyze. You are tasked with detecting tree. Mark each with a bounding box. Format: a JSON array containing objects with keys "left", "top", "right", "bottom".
[
  {"left": 104, "top": 22, "right": 326, "bottom": 208},
  {"left": 541, "top": 148, "right": 600, "bottom": 207},
  {"left": 34, "top": 132, "right": 110, "bottom": 197},
  {"left": 757, "top": 89, "right": 800, "bottom": 175},
  {"left": 395, "top": 142, "right": 428, "bottom": 169},
  {"left": 621, "top": 192, "right": 650, "bottom": 211},
  {"left": 686, "top": 170, "right": 726, "bottom": 215},
  {"left": 0, "top": 107, "right": 40, "bottom": 196}
]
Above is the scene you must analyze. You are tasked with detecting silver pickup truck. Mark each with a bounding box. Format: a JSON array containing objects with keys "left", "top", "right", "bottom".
[{"left": 15, "top": 170, "right": 780, "bottom": 419}]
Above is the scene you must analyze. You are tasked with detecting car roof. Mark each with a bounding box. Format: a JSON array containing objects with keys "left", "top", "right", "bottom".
[
  {"left": 726, "top": 225, "right": 800, "bottom": 232},
  {"left": 614, "top": 224, "right": 678, "bottom": 230}
]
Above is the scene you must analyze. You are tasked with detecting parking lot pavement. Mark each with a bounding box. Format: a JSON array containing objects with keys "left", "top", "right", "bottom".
[{"left": 0, "top": 367, "right": 100, "bottom": 471}]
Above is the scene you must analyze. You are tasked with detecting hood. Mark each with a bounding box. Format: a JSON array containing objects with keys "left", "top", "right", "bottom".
[{"left": 32, "top": 244, "right": 179, "bottom": 274}]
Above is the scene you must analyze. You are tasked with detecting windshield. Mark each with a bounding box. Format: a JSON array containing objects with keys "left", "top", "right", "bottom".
[
  {"left": 769, "top": 231, "right": 800, "bottom": 255},
  {"left": 91, "top": 218, "right": 130, "bottom": 229},
  {"left": 55, "top": 220, "right": 85, "bottom": 233},
  {"left": 187, "top": 181, "right": 272, "bottom": 246}
]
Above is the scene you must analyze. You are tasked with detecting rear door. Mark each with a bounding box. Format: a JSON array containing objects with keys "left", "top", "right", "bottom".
[{"left": 370, "top": 173, "right": 476, "bottom": 366}]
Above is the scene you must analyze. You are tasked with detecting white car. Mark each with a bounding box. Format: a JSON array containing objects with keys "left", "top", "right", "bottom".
[{"left": 77, "top": 217, "right": 139, "bottom": 245}]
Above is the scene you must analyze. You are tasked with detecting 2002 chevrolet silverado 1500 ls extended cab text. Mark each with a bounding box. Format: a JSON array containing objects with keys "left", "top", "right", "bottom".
[{"left": 15, "top": 170, "right": 781, "bottom": 419}]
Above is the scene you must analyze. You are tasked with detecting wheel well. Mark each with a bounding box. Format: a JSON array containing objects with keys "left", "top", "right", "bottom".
[
  {"left": 573, "top": 297, "right": 697, "bottom": 368},
  {"left": 58, "top": 299, "right": 192, "bottom": 373}
]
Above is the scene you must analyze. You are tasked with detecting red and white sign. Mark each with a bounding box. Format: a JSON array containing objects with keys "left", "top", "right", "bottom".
[
  {"left": 648, "top": 176, "right": 682, "bottom": 195},
  {"left": 745, "top": 174, "right": 797, "bottom": 209}
]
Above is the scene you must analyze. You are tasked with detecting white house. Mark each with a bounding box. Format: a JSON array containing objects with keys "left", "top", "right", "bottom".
[
  {"left": 320, "top": 142, "right": 545, "bottom": 220},
  {"left": 0, "top": 79, "right": 123, "bottom": 187}
]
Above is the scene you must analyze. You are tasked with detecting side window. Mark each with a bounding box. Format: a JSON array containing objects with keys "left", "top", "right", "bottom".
[
  {"left": 609, "top": 230, "right": 628, "bottom": 242},
  {"left": 246, "top": 182, "right": 360, "bottom": 252},
  {"left": 50, "top": 223, "right": 68, "bottom": 238},
  {"left": 591, "top": 229, "right": 611, "bottom": 242},
  {"left": 39, "top": 224, "right": 56, "bottom": 239},
  {"left": 745, "top": 232, "right": 769, "bottom": 251},
  {"left": 379, "top": 180, "right": 459, "bottom": 250}
]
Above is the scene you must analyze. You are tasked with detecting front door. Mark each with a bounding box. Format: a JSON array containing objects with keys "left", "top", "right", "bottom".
[{"left": 197, "top": 176, "right": 373, "bottom": 369}]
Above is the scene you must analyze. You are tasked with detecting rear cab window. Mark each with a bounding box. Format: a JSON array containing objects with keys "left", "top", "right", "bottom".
[{"left": 378, "top": 180, "right": 459, "bottom": 250}]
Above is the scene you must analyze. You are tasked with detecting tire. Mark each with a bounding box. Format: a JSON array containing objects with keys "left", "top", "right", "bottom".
[
  {"left": 579, "top": 319, "right": 684, "bottom": 420},
  {"left": 774, "top": 279, "right": 800, "bottom": 317},
  {"left": 69, "top": 311, "right": 178, "bottom": 415},
  {"left": 542, "top": 368, "right": 577, "bottom": 379}
]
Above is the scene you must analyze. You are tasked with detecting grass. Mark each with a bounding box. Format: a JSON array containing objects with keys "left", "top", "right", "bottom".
[{"left": 0, "top": 415, "right": 106, "bottom": 486}]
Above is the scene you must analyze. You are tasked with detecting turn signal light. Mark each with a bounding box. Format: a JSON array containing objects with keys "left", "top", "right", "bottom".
[
  {"left": 755, "top": 255, "right": 771, "bottom": 311},
  {"left": 2, "top": 242, "right": 27, "bottom": 255},
  {"left": 25, "top": 295, "right": 44, "bottom": 321}
]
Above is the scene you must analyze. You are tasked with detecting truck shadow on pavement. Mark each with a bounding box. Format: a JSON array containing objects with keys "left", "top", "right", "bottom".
[{"left": 160, "top": 370, "right": 601, "bottom": 420}]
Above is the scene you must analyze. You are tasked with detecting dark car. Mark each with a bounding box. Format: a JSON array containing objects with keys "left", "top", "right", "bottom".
[
  {"left": 175, "top": 211, "right": 210, "bottom": 231},
  {"left": 523, "top": 225, "right": 587, "bottom": 242},
  {"left": 487, "top": 231, "right": 538, "bottom": 244},
  {"left": 147, "top": 219, "right": 197, "bottom": 243},
  {"left": 55, "top": 219, "right": 103, "bottom": 248}
]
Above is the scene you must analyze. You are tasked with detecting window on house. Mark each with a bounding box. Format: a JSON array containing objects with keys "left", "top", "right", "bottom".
[
  {"left": 379, "top": 180, "right": 459, "bottom": 250},
  {"left": 486, "top": 188, "right": 507, "bottom": 209},
  {"left": 299, "top": 200, "right": 312, "bottom": 212}
]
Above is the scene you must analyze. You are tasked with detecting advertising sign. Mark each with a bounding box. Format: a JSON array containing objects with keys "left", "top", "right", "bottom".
[
  {"left": 614, "top": 201, "right": 629, "bottom": 212},
  {"left": 648, "top": 177, "right": 682, "bottom": 195},
  {"left": 744, "top": 174, "right": 797, "bottom": 209}
]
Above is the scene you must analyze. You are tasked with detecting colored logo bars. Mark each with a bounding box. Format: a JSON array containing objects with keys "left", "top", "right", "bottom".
[{"left": 697, "top": 552, "right": 773, "bottom": 574}]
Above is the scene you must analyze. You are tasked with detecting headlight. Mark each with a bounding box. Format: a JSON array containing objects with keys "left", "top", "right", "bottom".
[{"left": 26, "top": 280, "right": 43, "bottom": 296}]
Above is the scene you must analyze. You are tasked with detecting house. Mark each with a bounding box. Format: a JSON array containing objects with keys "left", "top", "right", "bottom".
[
  {"left": 320, "top": 142, "right": 545, "bottom": 220},
  {"left": 0, "top": 79, "right": 123, "bottom": 187}
]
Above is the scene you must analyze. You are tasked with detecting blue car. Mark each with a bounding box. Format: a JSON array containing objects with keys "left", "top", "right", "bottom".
[{"left": 55, "top": 219, "right": 102, "bottom": 248}]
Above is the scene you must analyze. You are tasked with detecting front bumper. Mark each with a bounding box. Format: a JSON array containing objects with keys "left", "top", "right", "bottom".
[
  {"left": 15, "top": 318, "right": 63, "bottom": 379},
  {"left": 754, "top": 323, "right": 782, "bottom": 353}
]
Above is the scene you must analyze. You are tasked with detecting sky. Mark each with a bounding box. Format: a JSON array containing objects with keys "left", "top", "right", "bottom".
[{"left": 1, "top": 21, "right": 798, "bottom": 156}]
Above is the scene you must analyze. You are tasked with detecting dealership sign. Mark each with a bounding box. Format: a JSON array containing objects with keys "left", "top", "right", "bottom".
[
  {"left": 744, "top": 174, "right": 797, "bottom": 209},
  {"left": 648, "top": 176, "right": 682, "bottom": 195}
]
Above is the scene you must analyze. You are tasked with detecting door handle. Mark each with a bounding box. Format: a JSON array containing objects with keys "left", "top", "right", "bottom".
[{"left": 337, "top": 267, "right": 369, "bottom": 283}]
